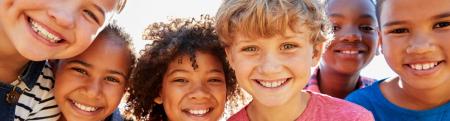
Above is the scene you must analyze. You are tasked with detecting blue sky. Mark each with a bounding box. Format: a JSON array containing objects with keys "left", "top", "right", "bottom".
[{"left": 115, "top": 0, "right": 396, "bottom": 80}]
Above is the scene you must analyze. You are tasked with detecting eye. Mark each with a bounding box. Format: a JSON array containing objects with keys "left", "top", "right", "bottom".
[
  {"left": 388, "top": 28, "right": 409, "bottom": 34},
  {"left": 208, "top": 79, "right": 224, "bottom": 83},
  {"left": 83, "top": 9, "right": 100, "bottom": 24},
  {"left": 332, "top": 25, "right": 341, "bottom": 32},
  {"left": 173, "top": 79, "right": 188, "bottom": 83},
  {"left": 71, "top": 67, "right": 87, "bottom": 75},
  {"left": 241, "top": 46, "right": 258, "bottom": 52},
  {"left": 280, "top": 43, "right": 298, "bottom": 50},
  {"left": 360, "top": 25, "right": 375, "bottom": 32},
  {"left": 105, "top": 76, "right": 120, "bottom": 83},
  {"left": 433, "top": 22, "right": 450, "bottom": 29}
]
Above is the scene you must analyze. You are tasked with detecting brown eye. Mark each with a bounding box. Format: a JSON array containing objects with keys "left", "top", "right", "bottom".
[
  {"left": 105, "top": 76, "right": 120, "bottom": 83},
  {"left": 389, "top": 28, "right": 409, "bottom": 34},
  {"left": 433, "top": 22, "right": 450, "bottom": 29},
  {"left": 71, "top": 67, "right": 87, "bottom": 76}
]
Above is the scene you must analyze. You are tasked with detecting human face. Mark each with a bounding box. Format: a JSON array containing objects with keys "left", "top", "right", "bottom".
[
  {"left": 225, "top": 28, "right": 322, "bottom": 107},
  {"left": 322, "top": 0, "right": 378, "bottom": 74},
  {"left": 54, "top": 35, "right": 131, "bottom": 121},
  {"left": 159, "top": 51, "right": 227, "bottom": 121},
  {"left": 0, "top": 0, "right": 118, "bottom": 61},
  {"left": 379, "top": 0, "right": 450, "bottom": 89}
]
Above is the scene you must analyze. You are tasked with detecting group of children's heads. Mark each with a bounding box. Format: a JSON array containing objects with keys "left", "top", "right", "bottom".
[
  {"left": 126, "top": 15, "right": 241, "bottom": 121},
  {"left": 2, "top": 0, "right": 449, "bottom": 120}
]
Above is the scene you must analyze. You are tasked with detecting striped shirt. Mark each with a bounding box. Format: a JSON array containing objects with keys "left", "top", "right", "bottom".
[{"left": 12, "top": 62, "right": 60, "bottom": 121}]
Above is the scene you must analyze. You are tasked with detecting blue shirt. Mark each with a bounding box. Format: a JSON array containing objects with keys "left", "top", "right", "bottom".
[{"left": 346, "top": 80, "right": 450, "bottom": 121}]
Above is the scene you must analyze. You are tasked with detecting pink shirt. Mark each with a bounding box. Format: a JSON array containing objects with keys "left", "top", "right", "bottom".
[
  {"left": 227, "top": 91, "right": 374, "bottom": 121},
  {"left": 305, "top": 68, "right": 376, "bottom": 93}
]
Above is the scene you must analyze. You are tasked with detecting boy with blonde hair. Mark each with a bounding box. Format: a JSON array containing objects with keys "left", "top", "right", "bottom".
[{"left": 216, "top": 0, "right": 374, "bottom": 120}]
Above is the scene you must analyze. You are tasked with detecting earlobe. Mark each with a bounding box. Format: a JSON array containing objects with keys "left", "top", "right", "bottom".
[{"left": 154, "top": 96, "right": 163, "bottom": 104}]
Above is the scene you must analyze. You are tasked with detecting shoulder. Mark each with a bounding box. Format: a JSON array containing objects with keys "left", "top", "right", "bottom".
[
  {"left": 227, "top": 104, "right": 249, "bottom": 121},
  {"left": 346, "top": 80, "right": 380, "bottom": 103},
  {"left": 306, "top": 92, "right": 374, "bottom": 120}
]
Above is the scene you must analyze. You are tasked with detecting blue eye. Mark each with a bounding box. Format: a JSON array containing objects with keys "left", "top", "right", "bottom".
[
  {"left": 241, "top": 46, "right": 258, "bottom": 52},
  {"left": 281, "top": 43, "right": 298, "bottom": 50},
  {"left": 83, "top": 9, "right": 100, "bottom": 24},
  {"left": 433, "top": 22, "right": 450, "bottom": 29}
]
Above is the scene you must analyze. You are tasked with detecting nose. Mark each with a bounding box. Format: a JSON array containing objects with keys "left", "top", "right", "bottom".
[
  {"left": 338, "top": 26, "right": 362, "bottom": 42},
  {"left": 257, "top": 53, "right": 283, "bottom": 75},
  {"left": 188, "top": 82, "right": 212, "bottom": 101},
  {"left": 83, "top": 78, "right": 102, "bottom": 99},
  {"left": 406, "top": 33, "right": 435, "bottom": 54},
  {"left": 47, "top": 2, "right": 77, "bottom": 29}
]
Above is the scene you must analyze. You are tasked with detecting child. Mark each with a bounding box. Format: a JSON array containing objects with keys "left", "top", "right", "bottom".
[
  {"left": 0, "top": 0, "right": 127, "bottom": 120},
  {"left": 126, "top": 15, "right": 242, "bottom": 121},
  {"left": 215, "top": 0, "right": 374, "bottom": 120},
  {"left": 54, "top": 23, "right": 135, "bottom": 121},
  {"left": 346, "top": 0, "right": 450, "bottom": 120},
  {"left": 305, "top": 0, "right": 378, "bottom": 99}
]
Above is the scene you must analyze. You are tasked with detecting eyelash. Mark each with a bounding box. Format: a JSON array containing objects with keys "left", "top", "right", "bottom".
[
  {"left": 173, "top": 79, "right": 188, "bottom": 83},
  {"left": 241, "top": 46, "right": 258, "bottom": 52},
  {"left": 105, "top": 76, "right": 120, "bottom": 83},
  {"left": 388, "top": 28, "right": 409, "bottom": 34},
  {"left": 433, "top": 21, "right": 450, "bottom": 29},
  {"left": 83, "top": 9, "right": 100, "bottom": 24},
  {"left": 280, "top": 43, "right": 298, "bottom": 50},
  {"left": 71, "top": 67, "right": 88, "bottom": 75}
]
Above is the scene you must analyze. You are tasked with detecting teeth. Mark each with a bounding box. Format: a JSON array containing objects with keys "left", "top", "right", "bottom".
[
  {"left": 188, "top": 109, "right": 209, "bottom": 115},
  {"left": 341, "top": 50, "right": 358, "bottom": 54},
  {"left": 30, "top": 19, "right": 62, "bottom": 43},
  {"left": 409, "top": 62, "right": 438, "bottom": 70},
  {"left": 258, "top": 79, "right": 287, "bottom": 88},
  {"left": 73, "top": 101, "right": 98, "bottom": 112}
]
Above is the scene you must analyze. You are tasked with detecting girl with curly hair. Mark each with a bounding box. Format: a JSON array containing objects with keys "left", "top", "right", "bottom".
[{"left": 126, "top": 15, "right": 241, "bottom": 121}]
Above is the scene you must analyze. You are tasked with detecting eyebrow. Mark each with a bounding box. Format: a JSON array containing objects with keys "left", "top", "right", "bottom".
[
  {"left": 166, "top": 69, "right": 190, "bottom": 76},
  {"left": 208, "top": 69, "right": 224, "bottom": 73},
  {"left": 329, "top": 13, "right": 376, "bottom": 20},
  {"left": 382, "top": 21, "right": 407, "bottom": 28},
  {"left": 67, "top": 60, "right": 92, "bottom": 68},
  {"left": 359, "top": 14, "right": 376, "bottom": 21},
  {"left": 432, "top": 12, "right": 450, "bottom": 20}
]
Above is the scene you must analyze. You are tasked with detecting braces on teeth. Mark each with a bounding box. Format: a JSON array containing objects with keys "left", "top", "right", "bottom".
[{"left": 30, "top": 20, "right": 62, "bottom": 43}]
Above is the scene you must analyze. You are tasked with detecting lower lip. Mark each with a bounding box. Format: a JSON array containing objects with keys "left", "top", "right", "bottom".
[
  {"left": 404, "top": 62, "right": 444, "bottom": 76},
  {"left": 183, "top": 111, "right": 212, "bottom": 120},
  {"left": 26, "top": 17, "right": 62, "bottom": 47}
]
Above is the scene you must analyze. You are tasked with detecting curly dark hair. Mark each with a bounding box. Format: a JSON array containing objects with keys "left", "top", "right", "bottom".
[{"left": 125, "top": 15, "right": 242, "bottom": 121}]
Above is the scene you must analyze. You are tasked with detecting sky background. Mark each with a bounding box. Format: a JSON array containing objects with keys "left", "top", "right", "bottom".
[{"left": 115, "top": 0, "right": 396, "bottom": 80}]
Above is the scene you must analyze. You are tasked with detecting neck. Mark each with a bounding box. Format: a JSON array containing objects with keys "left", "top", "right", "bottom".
[
  {"left": 0, "top": 28, "right": 29, "bottom": 83},
  {"left": 318, "top": 65, "right": 360, "bottom": 99},
  {"left": 396, "top": 77, "right": 450, "bottom": 110},
  {"left": 247, "top": 91, "right": 309, "bottom": 121}
]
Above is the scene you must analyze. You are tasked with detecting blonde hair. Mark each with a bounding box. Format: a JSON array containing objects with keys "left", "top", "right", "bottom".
[{"left": 215, "top": 0, "right": 332, "bottom": 46}]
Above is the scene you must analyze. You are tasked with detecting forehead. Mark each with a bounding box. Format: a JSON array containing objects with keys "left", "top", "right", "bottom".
[
  {"left": 326, "top": 0, "right": 376, "bottom": 17},
  {"left": 167, "top": 52, "right": 223, "bottom": 72},
  {"left": 94, "top": 0, "right": 119, "bottom": 13},
  {"left": 380, "top": 0, "right": 450, "bottom": 24}
]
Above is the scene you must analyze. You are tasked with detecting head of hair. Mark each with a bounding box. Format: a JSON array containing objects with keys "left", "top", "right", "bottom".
[
  {"left": 215, "top": 0, "right": 332, "bottom": 47},
  {"left": 375, "top": 0, "right": 384, "bottom": 27},
  {"left": 97, "top": 22, "right": 136, "bottom": 79},
  {"left": 115, "top": 0, "right": 128, "bottom": 14},
  {"left": 125, "top": 15, "right": 241, "bottom": 121}
]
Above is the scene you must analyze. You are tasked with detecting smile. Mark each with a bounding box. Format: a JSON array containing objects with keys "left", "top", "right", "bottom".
[
  {"left": 183, "top": 108, "right": 212, "bottom": 116},
  {"left": 72, "top": 100, "right": 99, "bottom": 112},
  {"left": 255, "top": 78, "right": 290, "bottom": 88},
  {"left": 29, "top": 18, "right": 63, "bottom": 43},
  {"left": 407, "top": 61, "right": 443, "bottom": 71}
]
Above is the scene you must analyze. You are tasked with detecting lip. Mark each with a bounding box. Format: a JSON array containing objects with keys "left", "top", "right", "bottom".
[
  {"left": 332, "top": 43, "right": 368, "bottom": 54},
  {"left": 26, "top": 16, "right": 65, "bottom": 47},
  {"left": 181, "top": 108, "right": 213, "bottom": 120},
  {"left": 403, "top": 61, "right": 445, "bottom": 76},
  {"left": 68, "top": 99, "right": 103, "bottom": 117}
]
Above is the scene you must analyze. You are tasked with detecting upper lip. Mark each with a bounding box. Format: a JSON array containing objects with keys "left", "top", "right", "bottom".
[{"left": 403, "top": 56, "right": 445, "bottom": 65}]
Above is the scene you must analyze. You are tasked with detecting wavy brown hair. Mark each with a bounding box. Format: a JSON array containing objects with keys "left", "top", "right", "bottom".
[{"left": 125, "top": 15, "right": 242, "bottom": 121}]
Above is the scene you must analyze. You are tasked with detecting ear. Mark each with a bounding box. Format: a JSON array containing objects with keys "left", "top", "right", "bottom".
[
  {"left": 154, "top": 96, "right": 163, "bottom": 104},
  {"left": 312, "top": 43, "right": 324, "bottom": 67}
]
